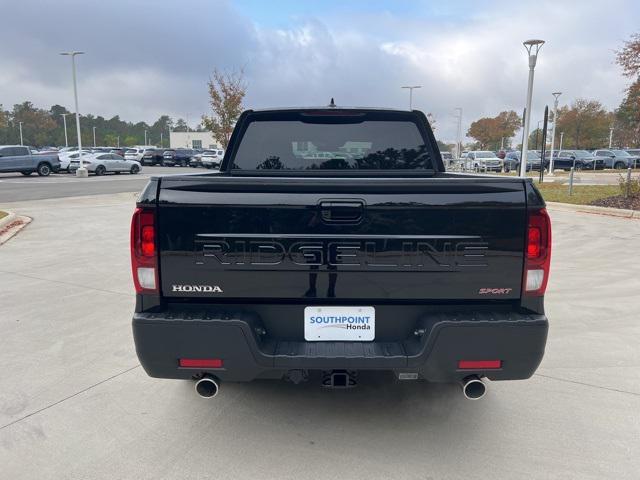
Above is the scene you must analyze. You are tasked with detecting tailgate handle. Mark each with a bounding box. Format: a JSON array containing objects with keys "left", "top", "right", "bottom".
[{"left": 319, "top": 200, "right": 365, "bottom": 223}]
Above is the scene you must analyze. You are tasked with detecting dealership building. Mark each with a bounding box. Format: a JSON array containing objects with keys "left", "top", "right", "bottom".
[{"left": 169, "top": 131, "right": 220, "bottom": 150}]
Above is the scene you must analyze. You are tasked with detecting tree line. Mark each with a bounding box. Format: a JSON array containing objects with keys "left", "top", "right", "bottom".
[
  {"left": 0, "top": 68, "right": 247, "bottom": 149},
  {"left": 0, "top": 102, "right": 205, "bottom": 148}
]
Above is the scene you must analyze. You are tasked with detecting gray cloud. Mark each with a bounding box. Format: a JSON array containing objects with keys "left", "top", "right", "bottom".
[{"left": 1, "top": 0, "right": 637, "bottom": 142}]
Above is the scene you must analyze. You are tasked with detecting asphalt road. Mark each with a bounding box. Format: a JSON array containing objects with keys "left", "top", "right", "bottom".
[
  {"left": 0, "top": 166, "right": 196, "bottom": 202},
  {"left": 0, "top": 194, "right": 639, "bottom": 479},
  {"left": 0, "top": 168, "right": 628, "bottom": 203}
]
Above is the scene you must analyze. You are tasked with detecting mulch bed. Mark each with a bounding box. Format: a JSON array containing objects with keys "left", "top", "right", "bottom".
[{"left": 590, "top": 195, "right": 640, "bottom": 210}]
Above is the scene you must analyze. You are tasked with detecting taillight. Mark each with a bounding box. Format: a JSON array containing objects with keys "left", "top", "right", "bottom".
[
  {"left": 524, "top": 208, "right": 551, "bottom": 296},
  {"left": 131, "top": 207, "right": 158, "bottom": 293}
]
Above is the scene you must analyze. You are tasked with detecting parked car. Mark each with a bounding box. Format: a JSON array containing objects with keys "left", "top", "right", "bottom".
[
  {"left": 162, "top": 148, "right": 195, "bottom": 167},
  {"left": 201, "top": 149, "right": 224, "bottom": 169},
  {"left": 548, "top": 150, "right": 605, "bottom": 170},
  {"left": 625, "top": 148, "right": 640, "bottom": 159},
  {"left": 58, "top": 149, "right": 93, "bottom": 172},
  {"left": 464, "top": 151, "right": 503, "bottom": 172},
  {"left": 124, "top": 146, "right": 157, "bottom": 162},
  {"left": 109, "top": 148, "right": 127, "bottom": 157},
  {"left": 593, "top": 149, "right": 640, "bottom": 169},
  {"left": 131, "top": 106, "right": 551, "bottom": 398},
  {"left": 545, "top": 151, "right": 587, "bottom": 171},
  {"left": 0, "top": 145, "right": 60, "bottom": 176},
  {"left": 69, "top": 153, "right": 141, "bottom": 175},
  {"left": 503, "top": 151, "right": 547, "bottom": 172},
  {"left": 140, "top": 148, "right": 166, "bottom": 166}
]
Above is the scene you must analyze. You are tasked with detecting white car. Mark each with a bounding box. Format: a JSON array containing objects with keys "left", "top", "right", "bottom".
[
  {"left": 200, "top": 149, "right": 224, "bottom": 169},
  {"left": 464, "top": 151, "right": 503, "bottom": 172},
  {"left": 58, "top": 150, "right": 93, "bottom": 172},
  {"left": 69, "top": 153, "right": 142, "bottom": 175}
]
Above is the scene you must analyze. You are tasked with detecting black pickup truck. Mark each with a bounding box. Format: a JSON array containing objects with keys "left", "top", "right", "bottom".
[{"left": 131, "top": 107, "right": 551, "bottom": 400}]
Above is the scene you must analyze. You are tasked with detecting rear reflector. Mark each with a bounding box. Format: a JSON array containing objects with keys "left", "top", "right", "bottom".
[
  {"left": 179, "top": 358, "right": 223, "bottom": 368},
  {"left": 458, "top": 360, "right": 502, "bottom": 370}
]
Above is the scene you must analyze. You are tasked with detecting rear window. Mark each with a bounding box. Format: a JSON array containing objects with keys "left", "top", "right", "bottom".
[{"left": 231, "top": 113, "right": 432, "bottom": 170}]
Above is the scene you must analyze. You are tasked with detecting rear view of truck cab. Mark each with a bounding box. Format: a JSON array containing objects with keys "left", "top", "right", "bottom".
[{"left": 131, "top": 106, "right": 551, "bottom": 400}]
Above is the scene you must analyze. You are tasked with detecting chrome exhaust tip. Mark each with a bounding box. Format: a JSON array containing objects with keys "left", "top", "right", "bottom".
[
  {"left": 461, "top": 375, "right": 486, "bottom": 400},
  {"left": 195, "top": 375, "right": 220, "bottom": 398}
]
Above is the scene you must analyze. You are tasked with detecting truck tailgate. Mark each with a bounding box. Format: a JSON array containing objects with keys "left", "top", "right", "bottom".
[{"left": 157, "top": 176, "right": 526, "bottom": 301}]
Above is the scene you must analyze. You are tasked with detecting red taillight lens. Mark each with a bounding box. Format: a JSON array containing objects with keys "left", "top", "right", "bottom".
[
  {"left": 131, "top": 207, "right": 158, "bottom": 293},
  {"left": 179, "top": 358, "right": 224, "bottom": 368},
  {"left": 527, "top": 227, "right": 541, "bottom": 258},
  {"left": 524, "top": 208, "right": 551, "bottom": 296},
  {"left": 141, "top": 225, "right": 155, "bottom": 256},
  {"left": 458, "top": 360, "right": 502, "bottom": 370}
]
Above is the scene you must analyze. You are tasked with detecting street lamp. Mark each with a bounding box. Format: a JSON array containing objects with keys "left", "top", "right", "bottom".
[
  {"left": 93, "top": 126, "right": 96, "bottom": 147},
  {"left": 401, "top": 85, "right": 422, "bottom": 110},
  {"left": 519, "top": 39, "right": 545, "bottom": 177},
  {"left": 559, "top": 132, "right": 564, "bottom": 152},
  {"left": 117, "top": 136, "right": 120, "bottom": 148},
  {"left": 61, "top": 113, "right": 69, "bottom": 147},
  {"left": 144, "top": 129, "right": 148, "bottom": 145},
  {"left": 454, "top": 107, "right": 463, "bottom": 158},
  {"left": 609, "top": 127, "right": 614, "bottom": 148},
  {"left": 548, "top": 92, "right": 562, "bottom": 175},
  {"left": 60, "top": 51, "right": 87, "bottom": 177},
  {"left": 18, "top": 121, "right": 24, "bottom": 146}
]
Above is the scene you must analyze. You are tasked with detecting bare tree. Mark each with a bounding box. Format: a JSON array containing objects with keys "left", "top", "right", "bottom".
[{"left": 202, "top": 69, "right": 246, "bottom": 149}]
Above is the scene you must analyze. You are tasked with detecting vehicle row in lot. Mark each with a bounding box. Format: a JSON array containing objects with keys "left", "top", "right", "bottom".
[
  {"left": 452, "top": 148, "right": 640, "bottom": 172},
  {"left": 129, "top": 147, "right": 225, "bottom": 168},
  {"left": 0, "top": 144, "right": 142, "bottom": 177}
]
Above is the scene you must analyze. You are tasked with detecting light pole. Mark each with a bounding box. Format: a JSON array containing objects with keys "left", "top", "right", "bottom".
[
  {"left": 548, "top": 92, "right": 562, "bottom": 175},
  {"left": 535, "top": 120, "right": 542, "bottom": 150},
  {"left": 401, "top": 85, "right": 422, "bottom": 110},
  {"left": 519, "top": 39, "right": 545, "bottom": 177},
  {"left": 117, "top": 136, "right": 120, "bottom": 148},
  {"left": 19, "top": 121, "right": 24, "bottom": 145},
  {"left": 144, "top": 129, "right": 148, "bottom": 145},
  {"left": 609, "top": 127, "right": 614, "bottom": 148},
  {"left": 454, "top": 107, "right": 463, "bottom": 158},
  {"left": 160, "top": 132, "right": 163, "bottom": 148},
  {"left": 60, "top": 51, "right": 87, "bottom": 177},
  {"left": 93, "top": 126, "right": 96, "bottom": 147},
  {"left": 559, "top": 132, "right": 564, "bottom": 152},
  {"left": 61, "top": 113, "right": 69, "bottom": 147}
]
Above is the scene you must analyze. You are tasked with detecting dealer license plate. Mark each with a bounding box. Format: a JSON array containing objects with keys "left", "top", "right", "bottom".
[{"left": 304, "top": 306, "right": 375, "bottom": 341}]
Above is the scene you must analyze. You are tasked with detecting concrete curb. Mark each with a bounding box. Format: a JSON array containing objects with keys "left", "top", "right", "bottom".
[
  {"left": 546, "top": 201, "right": 639, "bottom": 219},
  {"left": 0, "top": 211, "right": 17, "bottom": 229},
  {"left": 0, "top": 212, "right": 32, "bottom": 245}
]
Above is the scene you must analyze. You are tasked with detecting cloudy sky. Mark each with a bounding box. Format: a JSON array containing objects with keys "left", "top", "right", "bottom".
[{"left": 1, "top": 0, "right": 638, "bottom": 141}]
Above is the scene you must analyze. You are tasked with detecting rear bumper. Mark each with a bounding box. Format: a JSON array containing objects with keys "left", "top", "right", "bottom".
[{"left": 133, "top": 307, "right": 548, "bottom": 383}]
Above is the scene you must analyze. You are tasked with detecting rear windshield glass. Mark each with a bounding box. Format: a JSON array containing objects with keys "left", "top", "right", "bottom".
[{"left": 232, "top": 116, "right": 432, "bottom": 170}]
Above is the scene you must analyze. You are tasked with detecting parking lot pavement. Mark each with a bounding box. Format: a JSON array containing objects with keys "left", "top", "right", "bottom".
[
  {"left": 0, "top": 194, "right": 639, "bottom": 480},
  {"left": 0, "top": 166, "right": 196, "bottom": 203}
]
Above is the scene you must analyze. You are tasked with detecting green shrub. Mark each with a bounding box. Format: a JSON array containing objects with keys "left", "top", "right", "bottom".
[{"left": 618, "top": 174, "right": 640, "bottom": 197}]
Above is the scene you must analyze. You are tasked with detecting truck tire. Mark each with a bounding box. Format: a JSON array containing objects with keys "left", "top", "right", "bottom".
[{"left": 37, "top": 163, "right": 51, "bottom": 176}]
